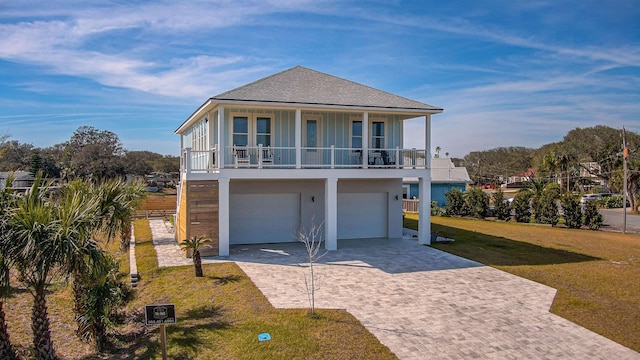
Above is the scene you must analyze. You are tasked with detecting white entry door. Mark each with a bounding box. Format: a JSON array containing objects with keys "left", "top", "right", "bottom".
[
  {"left": 337, "top": 193, "right": 388, "bottom": 239},
  {"left": 229, "top": 193, "right": 301, "bottom": 244}
]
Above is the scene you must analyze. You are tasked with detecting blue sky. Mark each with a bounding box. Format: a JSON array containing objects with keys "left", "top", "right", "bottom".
[{"left": 0, "top": 1, "right": 638, "bottom": 157}]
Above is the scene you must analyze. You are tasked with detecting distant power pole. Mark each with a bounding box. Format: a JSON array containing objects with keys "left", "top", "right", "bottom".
[{"left": 622, "top": 127, "right": 628, "bottom": 234}]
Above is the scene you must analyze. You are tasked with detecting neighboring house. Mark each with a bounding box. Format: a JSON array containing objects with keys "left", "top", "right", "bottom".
[
  {"left": 579, "top": 162, "right": 605, "bottom": 189},
  {"left": 174, "top": 66, "right": 442, "bottom": 256},
  {"left": 0, "top": 171, "right": 34, "bottom": 189},
  {"left": 507, "top": 168, "right": 536, "bottom": 185},
  {"left": 403, "top": 158, "right": 471, "bottom": 207}
]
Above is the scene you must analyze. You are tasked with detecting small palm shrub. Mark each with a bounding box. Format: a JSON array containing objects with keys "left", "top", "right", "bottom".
[
  {"left": 512, "top": 190, "right": 533, "bottom": 223},
  {"left": 180, "top": 235, "right": 211, "bottom": 277},
  {"left": 464, "top": 187, "right": 489, "bottom": 219},
  {"left": 583, "top": 200, "right": 603, "bottom": 230},
  {"left": 492, "top": 189, "right": 511, "bottom": 221},
  {"left": 561, "top": 194, "right": 583, "bottom": 229}
]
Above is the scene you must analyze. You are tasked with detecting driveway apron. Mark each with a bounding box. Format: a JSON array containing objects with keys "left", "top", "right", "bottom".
[{"left": 148, "top": 220, "right": 639, "bottom": 359}]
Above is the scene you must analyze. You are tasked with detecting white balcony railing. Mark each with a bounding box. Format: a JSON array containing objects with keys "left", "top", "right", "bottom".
[{"left": 181, "top": 145, "right": 428, "bottom": 173}]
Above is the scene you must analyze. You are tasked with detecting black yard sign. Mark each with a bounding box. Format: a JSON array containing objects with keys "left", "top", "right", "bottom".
[{"left": 145, "top": 304, "right": 177, "bottom": 326}]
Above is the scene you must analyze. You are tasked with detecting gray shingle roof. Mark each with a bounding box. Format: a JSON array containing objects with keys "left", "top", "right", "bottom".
[
  {"left": 212, "top": 66, "right": 442, "bottom": 112},
  {"left": 404, "top": 159, "right": 471, "bottom": 184}
]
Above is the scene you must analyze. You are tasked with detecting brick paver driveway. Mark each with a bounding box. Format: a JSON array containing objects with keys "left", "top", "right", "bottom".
[{"left": 228, "top": 238, "right": 639, "bottom": 360}]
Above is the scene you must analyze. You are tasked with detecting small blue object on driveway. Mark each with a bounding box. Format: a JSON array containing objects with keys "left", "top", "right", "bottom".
[{"left": 258, "top": 333, "right": 271, "bottom": 341}]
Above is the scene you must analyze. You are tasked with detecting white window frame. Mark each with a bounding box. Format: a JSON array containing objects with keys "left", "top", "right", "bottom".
[
  {"left": 231, "top": 114, "right": 250, "bottom": 146},
  {"left": 350, "top": 116, "right": 363, "bottom": 150},
  {"left": 255, "top": 116, "right": 272, "bottom": 147},
  {"left": 369, "top": 119, "right": 386, "bottom": 149},
  {"left": 230, "top": 113, "right": 274, "bottom": 147}
]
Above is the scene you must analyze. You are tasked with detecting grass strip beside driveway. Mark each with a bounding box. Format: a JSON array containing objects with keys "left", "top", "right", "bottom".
[
  {"left": 404, "top": 214, "right": 640, "bottom": 352},
  {"left": 127, "top": 219, "right": 397, "bottom": 360}
]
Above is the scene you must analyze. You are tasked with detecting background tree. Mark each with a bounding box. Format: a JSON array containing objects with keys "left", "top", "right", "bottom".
[
  {"left": 122, "top": 151, "right": 157, "bottom": 176},
  {"left": 0, "top": 135, "right": 8, "bottom": 158},
  {"left": 60, "top": 126, "right": 125, "bottom": 180},
  {"left": 152, "top": 155, "right": 180, "bottom": 173},
  {"left": 463, "top": 147, "right": 534, "bottom": 185},
  {"left": 0, "top": 140, "right": 33, "bottom": 171},
  {"left": 29, "top": 149, "right": 61, "bottom": 178}
]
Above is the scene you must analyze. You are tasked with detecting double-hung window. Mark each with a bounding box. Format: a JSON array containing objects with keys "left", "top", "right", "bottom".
[
  {"left": 232, "top": 116, "right": 249, "bottom": 146},
  {"left": 256, "top": 117, "right": 271, "bottom": 147},
  {"left": 351, "top": 120, "right": 362, "bottom": 149},
  {"left": 371, "top": 121, "right": 385, "bottom": 149}
]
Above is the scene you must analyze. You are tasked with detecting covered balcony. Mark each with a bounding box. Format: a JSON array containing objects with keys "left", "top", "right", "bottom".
[{"left": 181, "top": 145, "right": 429, "bottom": 173}]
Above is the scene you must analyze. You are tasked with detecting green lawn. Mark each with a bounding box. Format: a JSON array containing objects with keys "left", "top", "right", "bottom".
[
  {"left": 122, "top": 220, "right": 397, "bottom": 360},
  {"left": 5, "top": 220, "right": 396, "bottom": 359},
  {"left": 404, "top": 213, "right": 640, "bottom": 352}
]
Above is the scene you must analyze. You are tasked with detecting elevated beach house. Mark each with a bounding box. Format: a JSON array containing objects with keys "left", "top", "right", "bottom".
[{"left": 174, "top": 66, "right": 442, "bottom": 256}]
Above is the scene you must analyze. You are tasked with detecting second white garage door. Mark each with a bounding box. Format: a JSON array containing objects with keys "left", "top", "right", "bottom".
[
  {"left": 229, "top": 193, "right": 301, "bottom": 244},
  {"left": 337, "top": 192, "right": 388, "bottom": 239}
]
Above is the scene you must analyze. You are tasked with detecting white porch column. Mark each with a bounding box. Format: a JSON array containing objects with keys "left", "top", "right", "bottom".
[
  {"left": 295, "top": 109, "right": 302, "bottom": 169},
  {"left": 362, "top": 112, "right": 369, "bottom": 168},
  {"left": 426, "top": 114, "right": 432, "bottom": 169},
  {"left": 217, "top": 106, "right": 225, "bottom": 168},
  {"left": 419, "top": 114, "right": 432, "bottom": 245},
  {"left": 325, "top": 177, "right": 338, "bottom": 250},
  {"left": 418, "top": 176, "right": 431, "bottom": 245},
  {"left": 218, "top": 178, "right": 230, "bottom": 256}
]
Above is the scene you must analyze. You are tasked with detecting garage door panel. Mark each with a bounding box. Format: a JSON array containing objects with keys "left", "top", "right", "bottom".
[
  {"left": 338, "top": 193, "right": 387, "bottom": 239},
  {"left": 230, "top": 193, "right": 300, "bottom": 244}
]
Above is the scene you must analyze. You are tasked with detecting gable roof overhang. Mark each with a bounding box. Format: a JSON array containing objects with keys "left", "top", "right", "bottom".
[{"left": 175, "top": 66, "right": 443, "bottom": 134}]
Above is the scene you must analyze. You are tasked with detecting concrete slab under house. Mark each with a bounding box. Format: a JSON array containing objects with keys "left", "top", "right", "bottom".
[{"left": 174, "top": 66, "right": 443, "bottom": 256}]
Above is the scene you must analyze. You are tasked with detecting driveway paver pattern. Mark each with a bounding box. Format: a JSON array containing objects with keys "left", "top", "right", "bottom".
[{"left": 147, "top": 219, "right": 639, "bottom": 359}]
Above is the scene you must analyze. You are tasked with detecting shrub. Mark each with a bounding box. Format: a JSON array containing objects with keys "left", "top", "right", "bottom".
[
  {"left": 492, "top": 189, "right": 511, "bottom": 221},
  {"left": 599, "top": 195, "right": 624, "bottom": 209},
  {"left": 445, "top": 188, "right": 469, "bottom": 217},
  {"left": 561, "top": 194, "right": 583, "bottom": 229},
  {"left": 431, "top": 201, "right": 445, "bottom": 216},
  {"left": 536, "top": 193, "right": 559, "bottom": 226},
  {"left": 464, "top": 187, "right": 489, "bottom": 219},
  {"left": 583, "top": 199, "right": 603, "bottom": 230},
  {"left": 512, "top": 190, "right": 533, "bottom": 223}
]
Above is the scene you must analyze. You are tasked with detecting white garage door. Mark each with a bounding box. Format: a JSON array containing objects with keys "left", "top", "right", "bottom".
[
  {"left": 338, "top": 192, "right": 387, "bottom": 239},
  {"left": 230, "top": 193, "right": 301, "bottom": 244}
]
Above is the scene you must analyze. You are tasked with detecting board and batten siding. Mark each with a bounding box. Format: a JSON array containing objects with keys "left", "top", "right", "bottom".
[{"left": 219, "top": 109, "right": 403, "bottom": 150}]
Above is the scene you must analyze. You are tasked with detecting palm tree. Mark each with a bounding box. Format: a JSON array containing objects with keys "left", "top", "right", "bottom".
[
  {"left": 0, "top": 175, "right": 18, "bottom": 360},
  {"left": 76, "top": 256, "right": 129, "bottom": 352},
  {"left": 93, "top": 179, "right": 146, "bottom": 250},
  {"left": 4, "top": 175, "right": 60, "bottom": 359},
  {"left": 180, "top": 235, "right": 211, "bottom": 277},
  {"left": 60, "top": 179, "right": 139, "bottom": 346}
]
